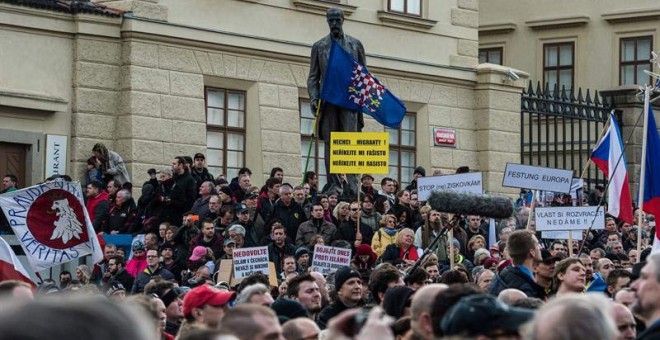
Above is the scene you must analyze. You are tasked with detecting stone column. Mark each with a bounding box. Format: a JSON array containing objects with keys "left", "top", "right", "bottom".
[
  {"left": 92, "top": 0, "right": 168, "bottom": 21},
  {"left": 473, "top": 64, "right": 528, "bottom": 195}
]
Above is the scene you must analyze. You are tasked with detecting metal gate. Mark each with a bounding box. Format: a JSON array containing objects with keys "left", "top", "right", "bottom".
[{"left": 520, "top": 82, "right": 613, "bottom": 192}]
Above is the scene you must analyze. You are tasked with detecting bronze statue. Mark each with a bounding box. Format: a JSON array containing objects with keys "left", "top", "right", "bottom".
[{"left": 307, "top": 7, "right": 365, "bottom": 194}]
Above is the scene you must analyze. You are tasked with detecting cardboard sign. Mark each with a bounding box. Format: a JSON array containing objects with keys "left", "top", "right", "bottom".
[
  {"left": 417, "top": 172, "right": 483, "bottom": 201},
  {"left": 535, "top": 206, "right": 605, "bottom": 231},
  {"left": 216, "top": 260, "right": 278, "bottom": 287},
  {"left": 541, "top": 230, "right": 584, "bottom": 241},
  {"left": 232, "top": 246, "right": 270, "bottom": 279},
  {"left": 310, "top": 245, "right": 352, "bottom": 275},
  {"left": 329, "top": 132, "right": 389, "bottom": 174},
  {"left": 502, "top": 163, "right": 573, "bottom": 193}
]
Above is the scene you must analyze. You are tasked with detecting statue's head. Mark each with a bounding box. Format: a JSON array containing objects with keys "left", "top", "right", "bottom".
[{"left": 326, "top": 7, "right": 344, "bottom": 38}]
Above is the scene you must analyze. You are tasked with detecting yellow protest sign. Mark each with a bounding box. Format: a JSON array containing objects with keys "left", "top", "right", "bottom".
[{"left": 330, "top": 132, "right": 389, "bottom": 174}]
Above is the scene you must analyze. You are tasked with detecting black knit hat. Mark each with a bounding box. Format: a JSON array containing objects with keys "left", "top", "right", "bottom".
[
  {"left": 271, "top": 299, "right": 309, "bottom": 323},
  {"left": 334, "top": 266, "right": 361, "bottom": 291}
]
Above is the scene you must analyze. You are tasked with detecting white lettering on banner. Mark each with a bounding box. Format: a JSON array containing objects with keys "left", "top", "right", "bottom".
[
  {"left": 0, "top": 181, "right": 103, "bottom": 271},
  {"left": 541, "top": 230, "right": 584, "bottom": 241},
  {"left": 535, "top": 206, "right": 605, "bottom": 231},
  {"left": 311, "top": 245, "right": 352, "bottom": 275},
  {"left": 417, "top": 172, "right": 483, "bottom": 201},
  {"left": 233, "top": 246, "right": 270, "bottom": 279},
  {"left": 502, "top": 163, "right": 573, "bottom": 193}
]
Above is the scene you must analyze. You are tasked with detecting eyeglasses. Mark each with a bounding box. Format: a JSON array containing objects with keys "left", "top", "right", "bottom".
[
  {"left": 146, "top": 255, "right": 158, "bottom": 259},
  {"left": 350, "top": 208, "right": 360, "bottom": 211}
]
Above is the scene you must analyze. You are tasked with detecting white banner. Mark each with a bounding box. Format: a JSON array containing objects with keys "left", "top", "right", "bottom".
[
  {"left": 0, "top": 181, "right": 102, "bottom": 271},
  {"left": 502, "top": 163, "right": 573, "bottom": 193},
  {"left": 417, "top": 172, "right": 483, "bottom": 201},
  {"left": 535, "top": 206, "right": 605, "bottom": 231},
  {"left": 541, "top": 230, "right": 584, "bottom": 241},
  {"left": 232, "top": 246, "right": 270, "bottom": 279},
  {"left": 311, "top": 245, "right": 352, "bottom": 275},
  {"left": 45, "top": 134, "right": 68, "bottom": 179}
]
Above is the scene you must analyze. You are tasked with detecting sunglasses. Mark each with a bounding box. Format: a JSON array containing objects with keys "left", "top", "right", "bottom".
[{"left": 350, "top": 208, "right": 360, "bottom": 211}]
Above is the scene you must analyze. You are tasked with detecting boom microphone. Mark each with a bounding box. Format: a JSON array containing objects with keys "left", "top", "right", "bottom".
[{"left": 427, "top": 190, "right": 514, "bottom": 219}]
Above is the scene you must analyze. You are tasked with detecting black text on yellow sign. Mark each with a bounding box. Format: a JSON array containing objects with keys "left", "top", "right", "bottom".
[{"left": 330, "top": 132, "right": 389, "bottom": 174}]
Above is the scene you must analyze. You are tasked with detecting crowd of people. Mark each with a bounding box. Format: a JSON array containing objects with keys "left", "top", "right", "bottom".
[{"left": 0, "top": 144, "right": 659, "bottom": 340}]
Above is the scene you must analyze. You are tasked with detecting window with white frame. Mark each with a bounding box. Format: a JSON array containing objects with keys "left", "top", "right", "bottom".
[{"left": 205, "top": 87, "right": 246, "bottom": 180}]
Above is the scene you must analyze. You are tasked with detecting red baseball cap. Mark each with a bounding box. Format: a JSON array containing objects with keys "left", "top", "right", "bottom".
[{"left": 182, "top": 285, "right": 236, "bottom": 318}]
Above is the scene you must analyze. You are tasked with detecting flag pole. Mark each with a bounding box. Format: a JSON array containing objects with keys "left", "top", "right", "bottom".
[
  {"left": 302, "top": 99, "right": 322, "bottom": 184},
  {"left": 637, "top": 86, "right": 651, "bottom": 262},
  {"left": 526, "top": 190, "right": 538, "bottom": 230}
]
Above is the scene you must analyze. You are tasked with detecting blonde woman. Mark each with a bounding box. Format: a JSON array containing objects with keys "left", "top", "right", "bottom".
[
  {"left": 379, "top": 228, "right": 422, "bottom": 265},
  {"left": 467, "top": 234, "right": 487, "bottom": 263},
  {"left": 332, "top": 201, "right": 350, "bottom": 226},
  {"left": 76, "top": 265, "right": 92, "bottom": 285},
  {"left": 371, "top": 214, "right": 398, "bottom": 257}
]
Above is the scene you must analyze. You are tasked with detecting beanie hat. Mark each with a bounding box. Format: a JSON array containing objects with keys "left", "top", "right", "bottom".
[
  {"left": 295, "top": 247, "right": 310, "bottom": 260},
  {"left": 105, "top": 282, "right": 126, "bottom": 297},
  {"left": 132, "top": 240, "right": 145, "bottom": 251},
  {"left": 271, "top": 299, "right": 309, "bottom": 322},
  {"left": 474, "top": 248, "right": 490, "bottom": 260},
  {"left": 355, "top": 244, "right": 377, "bottom": 265},
  {"left": 414, "top": 166, "right": 426, "bottom": 177},
  {"left": 382, "top": 285, "right": 415, "bottom": 320},
  {"left": 334, "top": 266, "right": 361, "bottom": 291}
]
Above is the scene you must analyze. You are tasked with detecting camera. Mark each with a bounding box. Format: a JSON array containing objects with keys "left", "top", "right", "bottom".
[{"left": 506, "top": 69, "right": 520, "bottom": 81}]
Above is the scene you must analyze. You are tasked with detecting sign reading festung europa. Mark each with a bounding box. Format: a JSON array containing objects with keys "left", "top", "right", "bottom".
[
  {"left": 502, "top": 163, "right": 574, "bottom": 193},
  {"left": 311, "top": 245, "right": 352, "bottom": 275},
  {"left": 416, "top": 172, "right": 483, "bottom": 201},
  {"left": 232, "top": 246, "right": 270, "bottom": 279},
  {"left": 0, "top": 181, "right": 103, "bottom": 271},
  {"left": 535, "top": 206, "right": 605, "bottom": 231}
]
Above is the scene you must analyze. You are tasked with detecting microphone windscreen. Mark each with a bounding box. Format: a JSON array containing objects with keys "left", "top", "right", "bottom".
[{"left": 426, "top": 190, "right": 514, "bottom": 219}]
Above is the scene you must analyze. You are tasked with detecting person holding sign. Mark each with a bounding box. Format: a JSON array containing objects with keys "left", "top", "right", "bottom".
[{"left": 335, "top": 201, "right": 374, "bottom": 250}]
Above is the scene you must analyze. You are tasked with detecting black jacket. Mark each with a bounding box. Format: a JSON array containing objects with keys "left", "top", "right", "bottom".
[
  {"left": 267, "top": 241, "right": 296, "bottom": 276},
  {"left": 190, "top": 167, "right": 214, "bottom": 197},
  {"left": 317, "top": 298, "right": 364, "bottom": 330},
  {"left": 174, "top": 171, "right": 196, "bottom": 211},
  {"left": 336, "top": 219, "right": 374, "bottom": 248},
  {"left": 637, "top": 319, "right": 660, "bottom": 340},
  {"left": 268, "top": 200, "right": 308, "bottom": 239},
  {"left": 488, "top": 265, "right": 546, "bottom": 300}
]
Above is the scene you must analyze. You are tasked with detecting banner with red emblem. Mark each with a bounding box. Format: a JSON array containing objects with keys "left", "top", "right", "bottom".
[{"left": 0, "top": 181, "right": 103, "bottom": 271}]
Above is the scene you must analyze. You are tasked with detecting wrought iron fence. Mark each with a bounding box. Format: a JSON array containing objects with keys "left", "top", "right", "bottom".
[{"left": 521, "top": 82, "right": 614, "bottom": 192}]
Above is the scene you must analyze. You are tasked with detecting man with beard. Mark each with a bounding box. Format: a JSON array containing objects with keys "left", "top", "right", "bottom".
[
  {"left": 190, "top": 218, "right": 224, "bottom": 259},
  {"left": 267, "top": 222, "right": 296, "bottom": 276},
  {"left": 296, "top": 202, "right": 337, "bottom": 247},
  {"left": 631, "top": 253, "right": 660, "bottom": 339},
  {"left": 414, "top": 209, "right": 448, "bottom": 262},
  {"left": 160, "top": 242, "right": 183, "bottom": 283},
  {"left": 190, "top": 153, "right": 214, "bottom": 198},
  {"left": 101, "top": 255, "right": 134, "bottom": 293},
  {"left": 317, "top": 266, "right": 363, "bottom": 329},
  {"left": 206, "top": 195, "right": 220, "bottom": 220},
  {"left": 172, "top": 156, "right": 196, "bottom": 211},
  {"left": 535, "top": 250, "right": 560, "bottom": 296},
  {"left": 155, "top": 167, "right": 189, "bottom": 226},
  {"left": 269, "top": 184, "right": 307, "bottom": 239},
  {"left": 295, "top": 248, "right": 311, "bottom": 273},
  {"left": 288, "top": 274, "right": 323, "bottom": 319}
]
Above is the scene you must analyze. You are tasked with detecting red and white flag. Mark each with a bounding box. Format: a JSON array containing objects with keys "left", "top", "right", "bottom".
[
  {"left": 0, "top": 181, "right": 103, "bottom": 271},
  {"left": 0, "top": 236, "right": 35, "bottom": 286}
]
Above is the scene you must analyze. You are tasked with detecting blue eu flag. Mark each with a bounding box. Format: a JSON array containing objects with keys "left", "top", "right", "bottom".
[{"left": 320, "top": 41, "right": 407, "bottom": 129}]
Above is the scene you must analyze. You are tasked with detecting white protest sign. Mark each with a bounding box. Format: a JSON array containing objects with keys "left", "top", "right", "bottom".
[
  {"left": 417, "top": 172, "right": 483, "bottom": 201},
  {"left": 311, "top": 245, "right": 352, "bottom": 275},
  {"left": 502, "top": 163, "right": 573, "bottom": 193},
  {"left": 541, "top": 230, "right": 584, "bottom": 241},
  {"left": 232, "top": 246, "right": 270, "bottom": 279},
  {"left": 45, "top": 134, "right": 68, "bottom": 179},
  {"left": 535, "top": 206, "right": 605, "bottom": 231}
]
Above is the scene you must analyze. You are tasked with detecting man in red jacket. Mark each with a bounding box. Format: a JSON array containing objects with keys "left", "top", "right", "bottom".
[{"left": 86, "top": 180, "right": 110, "bottom": 232}]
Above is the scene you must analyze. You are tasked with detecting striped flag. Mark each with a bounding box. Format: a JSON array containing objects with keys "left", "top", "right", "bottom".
[
  {"left": 590, "top": 113, "right": 634, "bottom": 224},
  {"left": 0, "top": 237, "right": 35, "bottom": 287}
]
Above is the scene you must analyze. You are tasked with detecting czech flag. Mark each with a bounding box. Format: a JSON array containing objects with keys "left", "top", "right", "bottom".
[
  {"left": 641, "top": 106, "right": 660, "bottom": 252},
  {"left": 0, "top": 237, "right": 35, "bottom": 287},
  {"left": 591, "top": 113, "right": 634, "bottom": 224}
]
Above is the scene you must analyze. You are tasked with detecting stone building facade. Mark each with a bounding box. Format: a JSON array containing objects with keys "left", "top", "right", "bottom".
[{"left": 0, "top": 0, "right": 526, "bottom": 195}]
